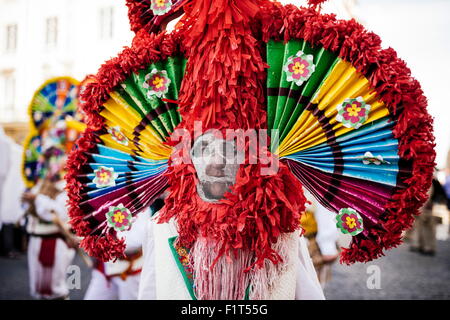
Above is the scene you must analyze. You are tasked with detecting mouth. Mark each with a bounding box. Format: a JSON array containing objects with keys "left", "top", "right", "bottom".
[
  {"left": 205, "top": 165, "right": 226, "bottom": 177},
  {"left": 201, "top": 181, "right": 233, "bottom": 200},
  {"left": 206, "top": 170, "right": 225, "bottom": 178}
]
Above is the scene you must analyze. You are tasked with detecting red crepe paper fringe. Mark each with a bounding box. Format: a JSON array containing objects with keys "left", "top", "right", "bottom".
[
  {"left": 257, "top": 3, "right": 435, "bottom": 264},
  {"left": 176, "top": 0, "right": 267, "bottom": 132},
  {"left": 159, "top": 159, "right": 305, "bottom": 269},
  {"left": 307, "top": 0, "right": 328, "bottom": 9},
  {"left": 126, "top": 0, "right": 188, "bottom": 34}
]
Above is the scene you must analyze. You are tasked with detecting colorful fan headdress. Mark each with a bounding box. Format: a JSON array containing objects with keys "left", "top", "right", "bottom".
[
  {"left": 23, "top": 77, "right": 85, "bottom": 187},
  {"left": 67, "top": 0, "right": 435, "bottom": 273}
]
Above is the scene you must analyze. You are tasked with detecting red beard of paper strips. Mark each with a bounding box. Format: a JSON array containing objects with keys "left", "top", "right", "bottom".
[
  {"left": 158, "top": 133, "right": 306, "bottom": 268},
  {"left": 158, "top": 133, "right": 306, "bottom": 299}
]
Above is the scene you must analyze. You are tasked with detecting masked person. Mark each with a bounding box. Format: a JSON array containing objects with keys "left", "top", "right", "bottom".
[
  {"left": 138, "top": 133, "right": 324, "bottom": 299},
  {"left": 22, "top": 148, "right": 76, "bottom": 300},
  {"left": 84, "top": 210, "right": 148, "bottom": 300},
  {"left": 66, "top": 0, "right": 435, "bottom": 301}
]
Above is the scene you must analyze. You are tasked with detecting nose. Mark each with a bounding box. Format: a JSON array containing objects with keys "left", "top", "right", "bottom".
[{"left": 205, "top": 163, "right": 226, "bottom": 177}]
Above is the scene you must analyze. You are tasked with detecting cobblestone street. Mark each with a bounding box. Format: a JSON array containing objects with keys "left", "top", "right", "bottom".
[
  {"left": 324, "top": 240, "right": 450, "bottom": 299},
  {"left": 0, "top": 240, "right": 449, "bottom": 300}
]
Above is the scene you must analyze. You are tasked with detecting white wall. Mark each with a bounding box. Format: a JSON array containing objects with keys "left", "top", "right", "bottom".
[{"left": 0, "top": 0, "right": 133, "bottom": 123}]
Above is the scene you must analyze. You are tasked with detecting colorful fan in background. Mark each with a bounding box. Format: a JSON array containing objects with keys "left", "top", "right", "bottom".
[
  {"left": 67, "top": 1, "right": 434, "bottom": 264},
  {"left": 28, "top": 77, "right": 79, "bottom": 129},
  {"left": 22, "top": 77, "right": 85, "bottom": 188}
]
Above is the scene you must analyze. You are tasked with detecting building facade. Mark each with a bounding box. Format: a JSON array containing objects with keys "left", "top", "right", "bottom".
[{"left": 0, "top": 0, "right": 133, "bottom": 130}]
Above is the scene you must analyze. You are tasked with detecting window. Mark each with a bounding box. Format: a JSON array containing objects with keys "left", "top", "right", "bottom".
[
  {"left": 99, "top": 7, "right": 114, "bottom": 39},
  {"left": 45, "top": 17, "right": 58, "bottom": 47},
  {"left": 2, "top": 75, "right": 16, "bottom": 111},
  {"left": 5, "top": 24, "right": 17, "bottom": 52}
]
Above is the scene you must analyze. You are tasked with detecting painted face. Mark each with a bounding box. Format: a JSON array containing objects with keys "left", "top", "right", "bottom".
[{"left": 190, "top": 133, "right": 240, "bottom": 202}]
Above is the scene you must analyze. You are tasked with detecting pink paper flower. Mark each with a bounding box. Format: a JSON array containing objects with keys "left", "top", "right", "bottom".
[
  {"left": 108, "top": 126, "right": 129, "bottom": 146},
  {"left": 336, "top": 208, "right": 364, "bottom": 236},
  {"left": 288, "top": 57, "right": 311, "bottom": 79},
  {"left": 93, "top": 166, "right": 118, "bottom": 188},
  {"left": 150, "top": 0, "right": 172, "bottom": 16},
  {"left": 336, "top": 97, "right": 371, "bottom": 129},
  {"left": 106, "top": 204, "right": 132, "bottom": 232},
  {"left": 283, "top": 51, "right": 315, "bottom": 86},
  {"left": 143, "top": 69, "right": 171, "bottom": 98}
]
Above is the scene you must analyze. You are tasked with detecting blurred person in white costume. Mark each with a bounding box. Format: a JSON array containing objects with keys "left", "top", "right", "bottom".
[
  {"left": 0, "top": 128, "right": 26, "bottom": 257},
  {"left": 22, "top": 147, "right": 76, "bottom": 300},
  {"left": 84, "top": 209, "right": 149, "bottom": 300}
]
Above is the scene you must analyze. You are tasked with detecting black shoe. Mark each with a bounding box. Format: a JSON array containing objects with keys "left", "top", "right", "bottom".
[{"left": 420, "top": 250, "right": 436, "bottom": 256}]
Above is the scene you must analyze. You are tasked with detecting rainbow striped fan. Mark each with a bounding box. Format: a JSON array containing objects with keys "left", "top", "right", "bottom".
[
  {"left": 68, "top": 1, "right": 434, "bottom": 264},
  {"left": 29, "top": 77, "right": 80, "bottom": 128},
  {"left": 22, "top": 77, "right": 83, "bottom": 187},
  {"left": 268, "top": 39, "right": 400, "bottom": 226},
  {"left": 72, "top": 58, "right": 186, "bottom": 232}
]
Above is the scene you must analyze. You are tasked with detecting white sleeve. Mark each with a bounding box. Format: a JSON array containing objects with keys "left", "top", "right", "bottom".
[
  {"left": 138, "top": 218, "right": 156, "bottom": 300},
  {"left": 315, "top": 204, "right": 339, "bottom": 256},
  {"left": 295, "top": 237, "right": 325, "bottom": 300},
  {"left": 34, "top": 192, "right": 68, "bottom": 222},
  {"left": 121, "top": 209, "right": 148, "bottom": 253}
]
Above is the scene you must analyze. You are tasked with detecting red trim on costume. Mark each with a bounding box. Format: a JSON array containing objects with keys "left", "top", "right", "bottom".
[
  {"left": 38, "top": 237, "right": 57, "bottom": 268},
  {"left": 95, "top": 251, "right": 143, "bottom": 281},
  {"left": 37, "top": 237, "right": 57, "bottom": 296}
]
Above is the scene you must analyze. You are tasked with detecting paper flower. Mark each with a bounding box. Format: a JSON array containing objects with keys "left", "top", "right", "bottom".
[
  {"left": 33, "top": 111, "right": 43, "bottom": 122},
  {"left": 143, "top": 69, "right": 171, "bottom": 98},
  {"left": 93, "top": 166, "right": 118, "bottom": 188},
  {"left": 150, "top": 0, "right": 172, "bottom": 16},
  {"left": 336, "top": 97, "right": 371, "bottom": 129},
  {"left": 176, "top": 245, "right": 193, "bottom": 280},
  {"left": 336, "top": 208, "right": 364, "bottom": 236},
  {"left": 108, "top": 126, "right": 129, "bottom": 146},
  {"left": 106, "top": 204, "right": 132, "bottom": 232},
  {"left": 283, "top": 51, "right": 315, "bottom": 86},
  {"left": 358, "top": 151, "right": 391, "bottom": 165}
]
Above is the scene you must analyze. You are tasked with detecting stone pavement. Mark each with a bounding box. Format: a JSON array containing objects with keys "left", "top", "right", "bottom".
[
  {"left": 0, "top": 240, "right": 449, "bottom": 300},
  {"left": 324, "top": 240, "right": 450, "bottom": 299}
]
